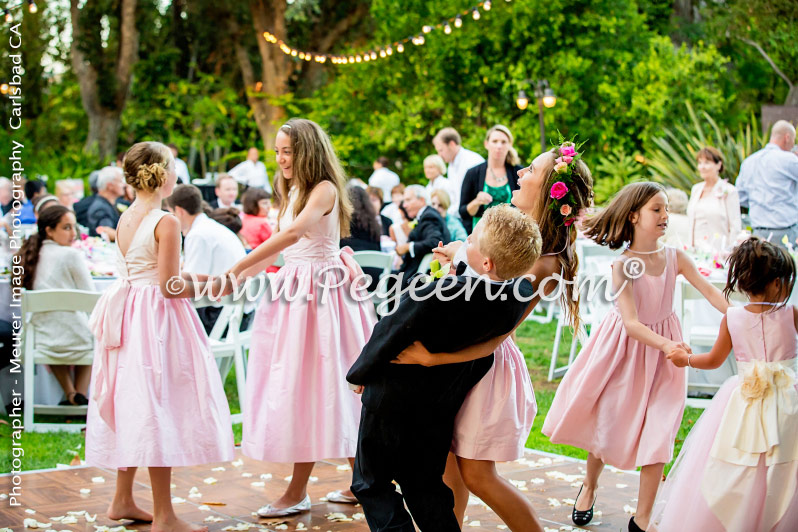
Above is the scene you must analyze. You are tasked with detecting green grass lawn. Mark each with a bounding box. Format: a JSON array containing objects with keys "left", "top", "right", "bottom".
[{"left": 1, "top": 319, "right": 702, "bottom": 474}]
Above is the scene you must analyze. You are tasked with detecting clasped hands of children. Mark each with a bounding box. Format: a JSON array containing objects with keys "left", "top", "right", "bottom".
[{"left": 664, "top": 342, "right": 693, "bottom": 367}]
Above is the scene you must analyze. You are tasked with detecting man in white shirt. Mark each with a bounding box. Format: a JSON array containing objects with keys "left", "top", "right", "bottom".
[
  {"left": 167, "top": 184, "right": 247, "bottom": 332},
  {"left": 229, "top": 147, "right": 271, "bottom": 192},
  {"left": 368, "top": 156, "right": 401, "bottom": 203},
  {"left": 168, "top": 144, "right": 190, "bottom": 184},
  {"left": 432, "top": 127, "right": 485, "bottom": 210}
]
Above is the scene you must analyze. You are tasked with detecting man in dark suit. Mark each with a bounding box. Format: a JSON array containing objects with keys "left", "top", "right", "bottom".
[
  {"left": 347, "top": 205, "right": 543, "bottom": 532},
  {"left": 395, "top": 185, "right": 450, "bottom": 281},
  {"left": 87, "top": 167, "right": 124, "bottom": 240}
]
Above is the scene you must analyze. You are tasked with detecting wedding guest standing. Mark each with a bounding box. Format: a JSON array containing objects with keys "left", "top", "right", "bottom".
[
  {"left": 737, "top": 120, "right": 798, "bottom": 247},
  {"left": 433, "top": 127, "right": 485, "bottom": 210},
  {"left": 210, "top": 173, "right": 241, "bottom": 210},
  {"left": 229, "top": 147, "right": 271, "bottom": 192},
  {"left": 368, "top": 156, "right": 400, "bottom": 204},
  {"left": 459, "top": 125, "right": 521, "bottom": 234},
  {"left": 663, "top": 188, "right": 690, "bottom": 248},
  {"left": 686, "top": 147, "right": 741, "bottom": 251}
]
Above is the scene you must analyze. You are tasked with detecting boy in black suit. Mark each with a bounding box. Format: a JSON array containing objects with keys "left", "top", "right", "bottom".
[{"left": 347, "top": 204, "right": 542, "bottom": 532}]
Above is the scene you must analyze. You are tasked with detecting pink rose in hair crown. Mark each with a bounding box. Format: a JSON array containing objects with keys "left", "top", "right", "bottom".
[
  {"left": 554, "top": 162, "right": 568, "bottom": 174},
  {"left": 562, "top": 155, "right": 574, "bottom": 163},
  {"left": 550, "top": 181, "right": 569, "bottom": 199},
  {"left": 560, "top": 145, "right": 577, "bottom": 158},
  {"left": 560, "top": 204, "right": 572, "bottom": 216}
]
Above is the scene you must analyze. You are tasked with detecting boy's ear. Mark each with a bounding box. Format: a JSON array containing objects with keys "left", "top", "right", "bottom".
[{"left": 483, "top": 256, "right": 494, "bottom": 274}]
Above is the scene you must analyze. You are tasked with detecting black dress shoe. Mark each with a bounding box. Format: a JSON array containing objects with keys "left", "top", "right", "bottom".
[
  {"left": 572, "top": 484, "right": 596, "bottom": 526},
  {"left": 629, "top": 516, "right": 645, "bottom": 532}
]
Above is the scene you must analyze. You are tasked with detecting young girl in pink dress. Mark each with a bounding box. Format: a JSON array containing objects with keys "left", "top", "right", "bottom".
[
  {"left": 541, "top": 181, "right": 729, "bottom": 532},
  {"left": 86, "top": 141, "right": 235, "bottom": 532},
  {"left": 395, "top": 141, "right": 594, "bottom": 531},
  {"left": 653, "top": 237, "right": 798, "bottom": 532},
  {"left": 227, "top": 118, "right": 377, "bottom": 518}
]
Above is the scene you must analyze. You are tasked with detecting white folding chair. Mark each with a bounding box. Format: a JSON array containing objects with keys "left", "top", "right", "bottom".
[
  {"left": 416, "top": 253, "right": 434, "bottom": 275},
  {"left": 675, "top": 279, "right": 745, "bottom": 408},
  {"left": 547, "top": 241, "right": 622, "bottom": 381},
  {"left": 353, "top": 251, "right": 394, "bottom": 311},
  {"left": 194, "top": 293, "right": 246, "bottom": 422},
  {"left": 22, "top": 289, "right": 101, "bottom": 433}
]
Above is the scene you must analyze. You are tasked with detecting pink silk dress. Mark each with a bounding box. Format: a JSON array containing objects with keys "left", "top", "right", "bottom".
[
  {"left": 542, "top": 247, "right": 686, "bottom": 470},
  {"left": 242, "top": 190, "right": 377, "bottom": 463},
  {"left": 652, "top": 305, "right": 798, "bottom": 532},
  {"left": 86, "top": 210, "right": 235, "bottom": 468}
]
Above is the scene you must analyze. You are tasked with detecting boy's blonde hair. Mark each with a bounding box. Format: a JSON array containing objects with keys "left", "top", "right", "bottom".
[{"left": 478, "top": 204, "right": 542, "bottom": 280}]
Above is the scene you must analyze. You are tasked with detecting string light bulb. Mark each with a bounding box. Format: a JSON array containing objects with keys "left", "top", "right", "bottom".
[
  {"left": 379, "top": 49, "right": 386, "bottom": 58},
  {"left": 422, "top": 25, "right": 432, "bottom": 34},
  {"left": 386, "top": 46, "right": 393, "bottom": 55},
  {"left": 444, "top": 23, "right": 452, "bottom": 34},
  {"left": 472, "top": 8, "right": 480, "bottom": 20},
  {"left": 454, "top": 15, "right": 462, "bottom": 28},
  {"left": 4, "top": 9, "right": 11, "bottom": 23},
  {"left": 484, "top": 1, "right": 492, "bottom": 10},
  {"left": 397, "top": 43, "right": 404, "bottom": 53},
  {"left": 370, "top": 51, "right": 377, "bottom": 60},
  {"left": 0, "top": 84, "right": 9, "bottom": 95},
  {"left": 28, "top": 1, "right": 37, "bottom": 14}
]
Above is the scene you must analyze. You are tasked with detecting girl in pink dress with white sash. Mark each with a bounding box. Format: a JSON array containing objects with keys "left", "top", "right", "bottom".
[
  {"left": 653, "top": 238, "right": 798, "bottom": 532},
  {"left": 542, "top": 182, "right": 729, "bottom": 532},
  {"left": 87, "top": 142, "right": 234, "bottom": 532},
  {"left": 227, "top": 119, "right": 376, "bottom": 518}
]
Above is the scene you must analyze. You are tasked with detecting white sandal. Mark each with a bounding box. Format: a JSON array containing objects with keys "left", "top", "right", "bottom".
[{"left": 256, "top": 494, "right": 311, "bottom": 517}]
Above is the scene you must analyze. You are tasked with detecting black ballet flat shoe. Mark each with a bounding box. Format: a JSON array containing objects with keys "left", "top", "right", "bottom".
[
  {"left": 572, "top": 484, "right": 597, "bottom": 526},
  {"left": 73, "top": 393, "right": 89, "bottom": 405},
  {"left": 629, "top": 516, "right": 645, "bottom": 532}
]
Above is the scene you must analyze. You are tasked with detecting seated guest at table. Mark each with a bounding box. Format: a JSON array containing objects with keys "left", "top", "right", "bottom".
[
  {"left": 210, "top": 206, "right": 250, "bottom": 250},
  {"left": 167, "top": 184, "right": 247, "bottom": 333},
  {"left": 0, "top": 177, "right": 13, "bottom": 215},
  {"left": 240, "top": 187, "right": 273, "bottom": 249},
  {"left": 15, "top": 205, "right": 94, "bottom": 406},
  {"left": 229, "top": 147, "right": 271, "bottom": 192},
  {"left": 366, "top": 186, "right": 392, "bottom": 237},
  {"left": 74, "top": 170, "right": 100, "bottom": 228},
  {"left": 87, "top": 166, "right": 125, "bottom": 241},
  {"left": 396, "top": 185, "right": 450, "bottom": 281},
  {"left": 210, "top": 172, "right": 241, "bottom": 209},
  {"left": 34, "top": 195, "right": 60, "bottom": 219},
  {"left": 341, "top": 186, "right": 381, "bottom": 252},
  {"left": 430, "top": 188, "right": 467, "bottom": 242},
  {"left": 424, "top": 154, "right": 458, "bottom": 216},
  {"left": 687, "top": 146, "right": 741, "bottom": 251},
  {"left": 459, "top": 125, "right": 522, "bottom": 234},
  {"left": 20, "top": 179, "right": 47, "bottom": 224},
  {"left": 663, "top": 188, "right": 690, "bottom": 248},
  {"left": 381, "top": 183, "right": 406, "bottom": 226}
]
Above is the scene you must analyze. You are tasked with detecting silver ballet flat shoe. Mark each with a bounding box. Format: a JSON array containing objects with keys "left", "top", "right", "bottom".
[
  {"left": 325, "top": 490, "right": 358, "bottom": 504},
  {"left": 256, "top": 494, "right": 311, "bottom": 517}
]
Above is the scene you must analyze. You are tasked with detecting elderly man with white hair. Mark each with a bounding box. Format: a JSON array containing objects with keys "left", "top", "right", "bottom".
[
  {"left": 0, "top": 177, "right": 12, "bottom": 215},
  {"left": 736, "top": 120, "right": 798, "bottom": 247},
  {"left": 395, "top": 184, "right": 450, "bottom": 280},
  {"left": 86, "top": 166, "right": 125, "bottom": 240}
]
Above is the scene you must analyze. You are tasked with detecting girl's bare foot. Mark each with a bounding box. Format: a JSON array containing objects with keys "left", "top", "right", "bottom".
[
  {"left": 107, "top": 499, "right": 153, "bottom": 522},
  {"left": 151, "top": 515, "right": 207, "bottom": 532}
]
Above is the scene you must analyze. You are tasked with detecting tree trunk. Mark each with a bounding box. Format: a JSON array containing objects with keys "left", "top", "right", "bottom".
[
  {"left": 785, "top": 85, "right": 798, "bottom": 107},
  {"left": 70, "top": 0, "right": 139, "bottom": 160},
  {"left": 85, "top": 110, "right": 124, "bottom": 161}
]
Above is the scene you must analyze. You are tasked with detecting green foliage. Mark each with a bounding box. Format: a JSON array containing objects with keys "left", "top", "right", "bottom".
[
  {"left": 305, "top": 0, "right": 735, "bottom": 183},
  {"left": 644, "top": 102, "right": 767, "bottom": 191},
  {"left": 593, "top": 149, "right": 646, "bottom": 205}
]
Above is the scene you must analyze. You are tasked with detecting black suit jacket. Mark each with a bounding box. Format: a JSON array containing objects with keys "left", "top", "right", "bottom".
[
  {"left": 347, "top": 274, "right": 534, "bottom": 419},
  {"left": 74, "top": 194, "right": 96, "bottom": 228},
  {"left": 86, "top": 196, "right": 120, "bottom": 237},
  {"left": 458, "top": 162, "right": 522, "bottom": 234},
  {"left": 398, "top": 207, "right": 450, "bottom": 277}
]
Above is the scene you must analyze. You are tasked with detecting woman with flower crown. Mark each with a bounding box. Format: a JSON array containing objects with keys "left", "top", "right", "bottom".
[{"left": 394, "top": 141, "right": 594, "bottom": 531}]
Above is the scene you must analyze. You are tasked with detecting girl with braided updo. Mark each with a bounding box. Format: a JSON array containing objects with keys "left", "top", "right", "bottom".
[
  {"left": 86, "top": 141, "right": 234, "bottom": 532},
  {"left": 393, "top": 143, "right": 594, "bottom": 531}
]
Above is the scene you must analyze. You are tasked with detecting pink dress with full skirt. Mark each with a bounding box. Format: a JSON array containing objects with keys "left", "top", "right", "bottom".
[
  {"left": 452, "top": 336, "right": 537, "bottom": 461},
  {"left": 86, "top": 210, "right": 235, "bottom": 468},
  {"left": 242, "top": 190, "right": 377, "bottom": 463},
  {"left": 651, "top": 306, "right": 798, "bottom": 532},
  {"left": 542, "top": 247, "right": 686, "bottom": 470}
]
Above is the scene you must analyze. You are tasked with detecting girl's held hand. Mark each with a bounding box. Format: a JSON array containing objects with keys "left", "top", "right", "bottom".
[
  {"left": 352, "top": 385, "right": 364, "bottom": 394},
  {"left": 667, "top": 347, "right": 690, "bottom": 367},
  {"left": 432, "top": 240, "right": 461, "bottom": 265},
  {"left": 391, "top": 341, "right": 435, "bottom": 366}
]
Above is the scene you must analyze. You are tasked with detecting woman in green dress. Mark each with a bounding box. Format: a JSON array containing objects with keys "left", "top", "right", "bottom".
[{"left": 458, "top": 124, "right": 522, "bottom": 233}]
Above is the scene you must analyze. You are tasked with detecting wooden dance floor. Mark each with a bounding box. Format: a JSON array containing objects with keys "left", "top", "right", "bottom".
[{"left": 1, "top": 449, "right": 640, "bottom": 531}]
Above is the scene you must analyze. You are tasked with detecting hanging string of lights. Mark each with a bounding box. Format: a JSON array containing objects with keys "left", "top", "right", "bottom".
[
  {"left": 262, "top": 0, "right": 511, "bottom": 66},
  {"left": 3, "top": 1, "right": 38, "bottom": 23}
]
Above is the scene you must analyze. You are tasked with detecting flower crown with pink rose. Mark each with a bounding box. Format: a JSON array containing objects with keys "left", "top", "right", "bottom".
[{"left": 547, "top": 136, "right": 588, "bottom": 227}]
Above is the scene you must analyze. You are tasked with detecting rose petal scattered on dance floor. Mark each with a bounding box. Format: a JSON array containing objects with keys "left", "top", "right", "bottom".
[
  {"left": 623, "top": 504, "right": 636, "bottom": 514},
  {"left": 212, "top": 467, "right": 226, "bottom": 472},
  {"left": 203, "top": 477, "right": 218, "bottom": 484},
  {"left": 260, "top": 473, "right": 272, "bottom": 480},
  {"left": 90, "top": 477, "right": 105, "bottom": 484},
  {"left": 231, "top": 459, "right": 244, "bottom": 467},
  {"left": 79, "top": 488, "right": 91, "bottom": 495},
  {"left": 171, "top": 497, "right": 186, "bottom": 504}
]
